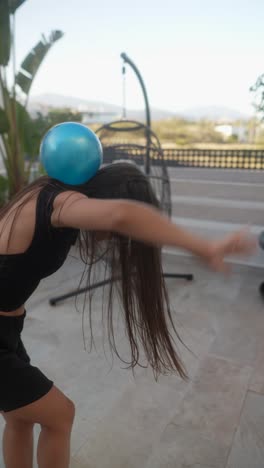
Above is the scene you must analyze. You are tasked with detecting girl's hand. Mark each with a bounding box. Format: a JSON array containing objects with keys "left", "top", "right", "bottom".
[{"left": 206, "top": 229, "right": 257, "bottom": 273}]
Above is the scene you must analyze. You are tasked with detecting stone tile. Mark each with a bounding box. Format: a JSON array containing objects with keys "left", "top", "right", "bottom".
[
  {"left": 144, "top": 426, "right": 227, "bottom": 468},
  {"left": 166, "top": 265, "right": 257, "bottom": 345},
  {"left": 209, "top": 324, "right": 259, "bottom": 366},
  {"left": 169, "top": 282, "right": 220, "bottom": 335},
  {"left": 250, "top": 368, "right": 264, "bottom": 395},
  {"left": 71, "top": 429, "right": 92, "bottom": 459},
  {"left": 167, "top": 355, "right": 252, "bottom": 447},
  {"left": 208, "top": 297, "right": 264, "bottom": 366},
  {"left": 70, "top": 457, "right": 89, "bottom": 468},
  {"left": 226, "top": 392, "right": 264, "bottom": 468},
  {"left": 248, "top": 338, "right": 264, "bottom": 394},
  {"left": 73, "top": 368, "right": 190, "bottom": 468},
  {"left": 172, "top": 325, "right": 215, "bottom": 379}
]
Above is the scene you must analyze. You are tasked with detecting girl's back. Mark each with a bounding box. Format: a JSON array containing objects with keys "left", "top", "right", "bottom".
[{"left": 0, "top": 194, "right": 39, "bottom": 255}]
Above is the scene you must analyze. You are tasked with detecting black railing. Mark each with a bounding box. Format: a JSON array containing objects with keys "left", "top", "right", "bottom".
[
  {"left": 163, "top": 149, "right": 264, "bottom": 170},
  {"left": 103, "top": 147, "right": 264, "bottom": 170}
]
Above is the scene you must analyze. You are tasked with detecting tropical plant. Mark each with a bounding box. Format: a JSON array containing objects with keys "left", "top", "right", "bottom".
[
  {"left": 25, "top": 108, "right": 83, "bottom": 165},
  {"left": 250, "top": 73, "right": 264, "bottom": 120},
  {"left": 0, "top": 0, "right": 63, "bottom": 199}
]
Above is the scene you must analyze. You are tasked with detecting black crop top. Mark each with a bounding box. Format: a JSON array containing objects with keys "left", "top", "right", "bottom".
[{"left": 0, "top": 184, "right": 79, "bottom": 311}]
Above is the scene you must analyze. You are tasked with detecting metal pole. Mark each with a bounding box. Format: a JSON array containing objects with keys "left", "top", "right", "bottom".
[{"left": 120, "top": 52, "right": 151, "bottom": 174}]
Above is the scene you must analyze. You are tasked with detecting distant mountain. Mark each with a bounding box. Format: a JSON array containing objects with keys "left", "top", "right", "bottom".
[
  {"left": 29, "top": 93, "right": 120, "bottom": 113},
  {"left": 29, "top": 93, "right": 174, "bottom": 121},
  {"left": 29, "top": 93, "right": 249, "bottom": 122},
  {"left": 180, "top": 105, "right": 250, "bottom": 121}
]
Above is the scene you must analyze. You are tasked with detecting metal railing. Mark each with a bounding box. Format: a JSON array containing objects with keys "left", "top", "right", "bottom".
[{"left": 103, "top": 147, "right": 264, "bottom": 170}]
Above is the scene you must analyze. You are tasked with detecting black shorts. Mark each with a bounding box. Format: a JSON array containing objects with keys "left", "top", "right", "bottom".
[{"left": 0, "top": 311, "right": 53, "bottom": 412}]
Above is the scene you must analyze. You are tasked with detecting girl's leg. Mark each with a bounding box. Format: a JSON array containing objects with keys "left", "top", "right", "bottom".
[
  {"left": 1, "top": 386, "right": 75, "bottom": 468},
  {"left": 1, "top": 413, "right": 34, "bottom": 468}
]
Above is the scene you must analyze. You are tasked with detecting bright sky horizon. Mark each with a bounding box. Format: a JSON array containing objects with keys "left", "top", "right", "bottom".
[{"left": 14, "top": 0, "right": 264, "bottom": 116}]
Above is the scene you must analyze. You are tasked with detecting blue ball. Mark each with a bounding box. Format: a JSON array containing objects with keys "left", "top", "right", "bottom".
[{"left": 40, "top": 122, "right": 103, "bottom": 185}]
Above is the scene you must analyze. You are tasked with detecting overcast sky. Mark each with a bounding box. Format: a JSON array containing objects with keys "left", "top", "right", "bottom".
[{"left": 14, "top": 0, "right": 264, "bottom": 115}]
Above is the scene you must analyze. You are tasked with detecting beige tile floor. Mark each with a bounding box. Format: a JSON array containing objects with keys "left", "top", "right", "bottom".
[{"left": 1, "top": 251, "right": 264, "bottom": 468}]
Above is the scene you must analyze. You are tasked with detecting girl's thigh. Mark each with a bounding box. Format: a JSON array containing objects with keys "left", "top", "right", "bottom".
[{"left": 2, "top": 386, "right": 75, "bottom": 430}]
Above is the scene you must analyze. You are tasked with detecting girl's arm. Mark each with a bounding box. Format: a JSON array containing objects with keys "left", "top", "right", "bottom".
[{"left": 52, "top": 191, "right": 256, "bottom": 271}]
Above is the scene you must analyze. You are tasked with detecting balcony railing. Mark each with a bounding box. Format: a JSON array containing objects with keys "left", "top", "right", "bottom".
[{"left": 103, "top": 147, "right": 264, "bottom": 170}]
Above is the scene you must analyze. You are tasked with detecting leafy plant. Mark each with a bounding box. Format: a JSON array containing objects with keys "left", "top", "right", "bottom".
[
  {"left": 250, "top": 74, "right": 264, "bottom": 120},
  {"left": 0, "top": 0, "right": 63, "bottom": 199}
]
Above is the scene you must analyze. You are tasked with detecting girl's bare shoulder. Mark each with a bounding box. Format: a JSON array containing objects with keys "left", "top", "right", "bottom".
[{"left": 53, "top": 190, "right": 87, "bottom": 209}]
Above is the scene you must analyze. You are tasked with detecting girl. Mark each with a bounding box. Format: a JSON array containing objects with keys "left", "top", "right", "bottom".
[{"left": 0, "top": 162, "right": 255, "bottom": 468}]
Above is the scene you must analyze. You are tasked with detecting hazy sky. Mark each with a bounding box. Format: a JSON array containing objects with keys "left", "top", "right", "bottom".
[{"left": 14, "top": 0, "right": 264, "bottom": 115}]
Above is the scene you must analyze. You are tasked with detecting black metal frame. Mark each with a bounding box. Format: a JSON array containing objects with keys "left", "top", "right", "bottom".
[
  {"left": 49, "top": 272, "right": 193, "bottom": 306},
  {"left": 120, "top": 53, "right": 151, "bottom": 174},
  {"left": 49, "top": 53, "right": 194, "bottom": 306},
  {"left": 49, "top": 120, "right": 194, "bottom": 307}
]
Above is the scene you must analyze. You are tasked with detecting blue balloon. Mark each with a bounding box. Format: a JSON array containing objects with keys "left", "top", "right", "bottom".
[{"left": 40, "top": 122, "right": 103, "bottom": 185}]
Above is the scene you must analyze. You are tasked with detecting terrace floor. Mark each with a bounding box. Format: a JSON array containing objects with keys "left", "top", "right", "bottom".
[{"left": 1, "top": 251, "right": 264, "bottom": 468}]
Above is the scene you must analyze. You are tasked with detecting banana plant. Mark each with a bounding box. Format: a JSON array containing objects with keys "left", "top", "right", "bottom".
[{"left": 0, "top": 0, "right": 63, "bottom": 199}]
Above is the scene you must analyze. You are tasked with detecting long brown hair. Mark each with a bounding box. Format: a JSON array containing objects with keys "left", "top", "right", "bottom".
[{"left": 0, "top": 162, "right": 187, "bottom": 379}]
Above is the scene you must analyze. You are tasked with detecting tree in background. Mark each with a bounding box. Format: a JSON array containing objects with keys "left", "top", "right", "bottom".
[
  {"left": 249, "top": 73, "right": 264, "bottom": 145},
  {"left": 0, "top": 0, "right": 63, "bottom": 199},
  {"left": 28, "top": 108, "right": 83, "bottom": 161},
  {"left": 250, "top": 73, "right": 264, "bottom": 119},
  {"left": 152, "top": 118, "right": 225, "bottom": 146}
]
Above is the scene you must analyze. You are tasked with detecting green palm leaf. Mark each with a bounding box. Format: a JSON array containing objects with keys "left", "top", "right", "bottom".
[
  {"left": 0, "top": 0, "right": 11, "bottom": 66},
  {"left": 0, "top": 174, "right": 9, "bottom": 206},
  {"left": 8, "top": 0, "right": 26, "bottom": 14},
  {"left": 16, "top": 30, "right": 64, "bottom": 96},
  {"left": 0, "top": 108, "right": 9, "bottom": 134}
]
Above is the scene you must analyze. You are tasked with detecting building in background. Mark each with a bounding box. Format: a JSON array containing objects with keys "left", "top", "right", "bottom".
[{"left": 215, "top": 122, "right": 248, "bottom": 142}]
